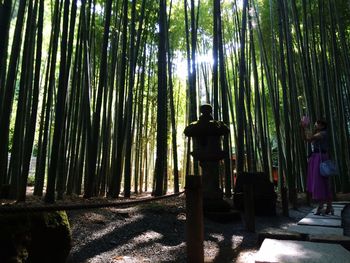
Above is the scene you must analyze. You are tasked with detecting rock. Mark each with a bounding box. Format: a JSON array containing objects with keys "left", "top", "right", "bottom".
[
  {"left": 234, "top": 172, "right": 277, "bottom": 216},
  {"left": 0, "top": 211, "right": 71, "bottom": 263}
]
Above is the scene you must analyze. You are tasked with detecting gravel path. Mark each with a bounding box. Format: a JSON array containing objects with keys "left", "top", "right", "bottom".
[{"left": 67, "top": 195, "right": 310, "bottom": 263}]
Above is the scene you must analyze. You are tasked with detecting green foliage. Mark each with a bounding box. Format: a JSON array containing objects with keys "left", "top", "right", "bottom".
[
  {"left": 2, "top": 0, "right": 350, "bottom": 198},
  {"left": 27, "top": 175, "right": 35, "bottom": 186},
  {"left": 168, "top": 2, "right": 187, "bottom": 53},
  {"left": 169, "top": 0, "right": 232, "bottom": 54}
]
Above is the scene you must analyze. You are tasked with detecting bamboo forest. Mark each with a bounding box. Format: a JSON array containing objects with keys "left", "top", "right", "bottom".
[{"left": 0, "top": 0, "right": 350, "bottom": 205}]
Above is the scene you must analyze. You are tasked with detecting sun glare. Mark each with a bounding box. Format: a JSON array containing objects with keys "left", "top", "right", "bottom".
[{"left": 173, "top": 52, "right": 214, "bottom": 79}]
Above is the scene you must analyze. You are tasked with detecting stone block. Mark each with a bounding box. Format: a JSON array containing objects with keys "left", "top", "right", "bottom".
[
  {"left": 287, "top": 224, "right": 344, "bottom": 236},
  {"left": 298, "top": 217, "right": 342, "bottom": 228},
  {"left": 258, "top": 227, "right": 307, "bottom": 245},
  {"left": 234, "top": 172, "right": 277, "bottom": 216},
  {"left": 309, "top": 235, "right": 350, "bottom": 250},
  {"left": 255, "top": 238, "right": 350, "bottom": 263}
]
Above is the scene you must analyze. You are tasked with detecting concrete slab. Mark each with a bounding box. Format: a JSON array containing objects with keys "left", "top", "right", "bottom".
[
  {"left": 310, "top": 203, "right": 346, "bottom": 208},
  {"left": 343, "top": 205, "right": 350, "bottom": 237},
  {"left": 309, "top": 234, "right": 350, "bottom": 250},
  {"left": 298, "top": 217, "right": 342, "bottom": 228},
  {"left": 255, "top": 238, "right": 350, "bottom": 263},
  {"left": 331, "top": 204, "right": 346, "bottom": 209},
  {"left": 287, "top": 225, "right": 344, "bottom": 236},
  {"left": 305, "top": 212, "right": 340, "bottom": 220},
  {"left": 258, "top": 227, "right": 307, "bottom": 245},
  {"left": 332, "top": 201, "right": 350, "bottom": 206},
  {"left": 311, "top": 208, "right": 342, "bottom": 217}
]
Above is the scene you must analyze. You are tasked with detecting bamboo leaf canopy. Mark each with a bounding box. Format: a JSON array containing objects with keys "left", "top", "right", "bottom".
[{"left": 0, "top": 0, "right": 349, "bottom": 204}]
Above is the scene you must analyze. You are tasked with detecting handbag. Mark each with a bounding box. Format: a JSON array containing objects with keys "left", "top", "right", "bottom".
[
  {"left": 320, "top": 160, "right": 337, "bottom": 177},
  {"left": 319, "top": 147, "right": 337, "bottom": 177}
]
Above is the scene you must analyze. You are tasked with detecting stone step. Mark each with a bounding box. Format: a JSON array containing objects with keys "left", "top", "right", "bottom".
[
  {"left": 305, "top": 212, "right": 340, "bottom": 220},
  {"left": 331, "top": 204, "right": 347, "bottom": 209},
  {"left": 259, "top": 226, "right": 348, "bottom": 247},
  {"left": 298, "top": 217, "right": 342, "bottom": 228},
  {"left": 311, "top": 208, "right": 343, "bottom": 217},
  {"left": 333, "top": 201, "right": 350, "bottom": 206},
  {"left": 287, "top": 224, "right": 344, "bottom": 236},
  {"left": 258, "top": 227, "right": 307, "bottom": 245},
  {"left": 309, "top": 234, "right": 350, "bottom": 250},
  {"left": 255, "top": 238, "right": 350, "bottom": 263}
]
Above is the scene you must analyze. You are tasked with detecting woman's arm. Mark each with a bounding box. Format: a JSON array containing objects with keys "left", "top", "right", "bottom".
[{"left": 300, "top": 125, "right": 323, "bottom": 142}]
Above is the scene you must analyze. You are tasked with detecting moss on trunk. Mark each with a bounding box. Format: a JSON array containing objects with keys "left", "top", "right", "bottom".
[{"left": 0, "top": 211, "right": 71, "bottom": 263}]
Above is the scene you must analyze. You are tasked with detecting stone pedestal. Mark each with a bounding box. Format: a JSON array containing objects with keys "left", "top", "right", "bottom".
[{"left": 201, "top": 162, "right": 222, "bottom": 201}]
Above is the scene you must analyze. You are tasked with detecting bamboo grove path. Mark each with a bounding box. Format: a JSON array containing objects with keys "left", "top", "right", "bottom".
[{"left": 256, "top": 202, "right": 350, "bottom": 262}]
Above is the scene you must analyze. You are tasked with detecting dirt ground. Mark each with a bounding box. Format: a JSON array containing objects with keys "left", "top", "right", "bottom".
[
  {"left": 66, "top": 192, "right": 334, "bottom": 263},
  {"left": 2, "top": 190, "right": 349, "bottom": 262}
]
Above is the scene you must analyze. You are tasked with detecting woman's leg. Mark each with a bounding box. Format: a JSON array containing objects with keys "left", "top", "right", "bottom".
[
  {"left": 314, "top": 201, "right": 324, "bottom": 215},
  {"left": 325, "top": 200, "right": 334, "bottom": 215},
  {"left": 325, "top": 177, "right": 334, "bottom": 215}
]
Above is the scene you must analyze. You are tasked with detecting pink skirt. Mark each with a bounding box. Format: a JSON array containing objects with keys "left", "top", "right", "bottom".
[{"left": 307, "top": 153, "right": 332, "bottom": 201}]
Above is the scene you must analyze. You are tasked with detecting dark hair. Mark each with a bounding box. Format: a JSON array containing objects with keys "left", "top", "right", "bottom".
[{"left": 316, "top": 119, "right": 327, "bottom": 129}]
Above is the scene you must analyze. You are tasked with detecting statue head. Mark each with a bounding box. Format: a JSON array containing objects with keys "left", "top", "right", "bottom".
[{"left": 199, "top": 104, "right": 213, "bottom": 121}]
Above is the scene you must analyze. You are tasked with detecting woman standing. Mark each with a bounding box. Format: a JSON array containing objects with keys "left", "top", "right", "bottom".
[{"left": 301, "top": 119, "right": 334, "bottom": 215}]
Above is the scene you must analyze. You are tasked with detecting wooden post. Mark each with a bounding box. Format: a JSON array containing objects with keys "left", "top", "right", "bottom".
[{"left": 185, "top": 175, "right": 204, "bottom": 263}]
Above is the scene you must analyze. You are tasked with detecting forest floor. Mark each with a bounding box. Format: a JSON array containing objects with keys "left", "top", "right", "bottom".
[
  {"left": 1, "top": 189, "right": 349, "bottom": 262},
  {"left": 65, "top": 192, "right": 350, "bottom": 263}
]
